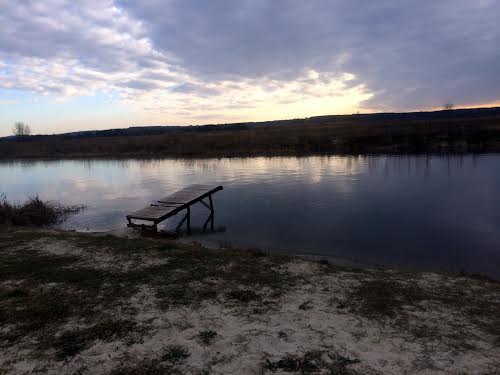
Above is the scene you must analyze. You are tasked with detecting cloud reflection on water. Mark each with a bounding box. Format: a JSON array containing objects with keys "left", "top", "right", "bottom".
[{"left": 1, "top": 155, "right": 499, "bottom": 277}]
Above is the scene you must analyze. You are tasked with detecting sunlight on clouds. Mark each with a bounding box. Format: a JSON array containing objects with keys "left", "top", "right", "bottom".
[
  {"left": 123, "top": 70, "right": 373, "bottom": 125},
  {"left": 1, "top": 0, "right": 498, "bottom": 134},
  {"left": 0, "top": 0, "right": 373, "bottom": 132},
  {"left": 1, "top": 56, "right": 371, "bottom": 126}
]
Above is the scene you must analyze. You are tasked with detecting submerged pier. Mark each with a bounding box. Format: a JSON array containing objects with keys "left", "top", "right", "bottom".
[{"left": 126, "top": 184, "right": 223, "bottom": 233}]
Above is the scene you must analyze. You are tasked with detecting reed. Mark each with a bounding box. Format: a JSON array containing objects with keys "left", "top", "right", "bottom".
[{"left": 0, "top": 194, "right": 84, "bottom": 226}]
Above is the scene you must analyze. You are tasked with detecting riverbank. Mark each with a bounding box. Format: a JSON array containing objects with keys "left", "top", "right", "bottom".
[
  {"left": 2, "top": 108, "right": 500, "bottom": 159},
  {"left": 0, "top": 226, "right": 499, "bottom": 374}
]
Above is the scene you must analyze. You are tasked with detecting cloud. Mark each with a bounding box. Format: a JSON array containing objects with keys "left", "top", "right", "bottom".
[
  {"left": 127, "top": 70, "right": 372, "bottom": 124},
  {"left": 121, "top": 0, "right": 500, "bottom": 109},
  {"left": 0, "top": 0, "right": 499, "bottom": 127},
  {"left": 0, "top": 0, "right": 161, "bottom": 70},
  {"left": 0, "top": 99, "right": 16, "bottom": 106},
  {"left": 172, "top": 83, "right": 221, "bottom": 97}
]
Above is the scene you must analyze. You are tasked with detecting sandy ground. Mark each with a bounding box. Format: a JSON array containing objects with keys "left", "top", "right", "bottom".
[{"left": 0, "top": 228, "right": 499, "bottom": 375}]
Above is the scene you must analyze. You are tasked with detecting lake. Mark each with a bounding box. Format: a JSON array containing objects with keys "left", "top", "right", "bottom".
[{"left": 1, "top": 155, "right": 499, "bottom": 278}]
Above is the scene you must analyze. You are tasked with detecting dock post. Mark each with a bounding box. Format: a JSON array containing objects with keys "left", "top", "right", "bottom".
[
  {"left": 202, "top": 194, "right": 215, "bottom": 232},
  {"left": 127, "top": 184, "right": 223, "bottom": 235},
  {"left": 186, "top": 206, "right": 191, "bottom": 234},
  {"left": 176, "top": 210, "right": 189, "bottom": 233},
  {"left": 209, "top": 194, "right": 214, "bottom": 231}
]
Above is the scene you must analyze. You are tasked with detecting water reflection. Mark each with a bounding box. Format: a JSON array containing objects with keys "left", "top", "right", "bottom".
[{"left": 1, "top": 155, "right": 499, "bottom": 277}]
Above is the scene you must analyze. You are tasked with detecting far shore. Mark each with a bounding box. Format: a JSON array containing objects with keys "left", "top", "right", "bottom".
[
  {"left": 2, "top": 107, "right": 500, "bottom": 159},
  {"left": 1, "top": 225, "right": 499, "bottom": 374}
]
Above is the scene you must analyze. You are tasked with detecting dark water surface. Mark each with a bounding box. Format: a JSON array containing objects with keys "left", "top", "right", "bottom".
[{"left": 1, "top": 155, "right": 499, "bottom": 277}]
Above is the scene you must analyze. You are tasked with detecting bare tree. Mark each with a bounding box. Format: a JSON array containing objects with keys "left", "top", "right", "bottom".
[
  {"left": 12, "top": 122, "right": 31, "bottom": 136},
  {"left": 444, "top": 103, "right": 454, "bottom": 110}
]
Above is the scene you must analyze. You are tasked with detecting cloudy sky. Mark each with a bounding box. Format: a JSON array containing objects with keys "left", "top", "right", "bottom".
[{"left": 1, "top": 0, "right": 499, "bottom": 136}]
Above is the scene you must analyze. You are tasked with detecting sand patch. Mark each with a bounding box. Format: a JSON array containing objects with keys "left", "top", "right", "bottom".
[{"left": 1, "top": 228, "right": 499, "bottom": 375}]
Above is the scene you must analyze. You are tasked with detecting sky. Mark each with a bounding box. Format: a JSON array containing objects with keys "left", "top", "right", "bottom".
[{"left": 0, "top": 0, "right": 499, "bottom": 136}]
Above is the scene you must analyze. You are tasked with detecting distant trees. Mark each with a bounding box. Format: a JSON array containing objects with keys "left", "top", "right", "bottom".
[
  {"left": 444, "top": 103, "right": 454, "bottom": 110},
  {"left": 12, "top": 122, "right": 31, "bottom": 136}
]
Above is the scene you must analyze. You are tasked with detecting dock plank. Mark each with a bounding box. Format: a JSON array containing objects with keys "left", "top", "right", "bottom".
[
  {"left": 158, "top": 184, "right": 221, "bottom": 204},
  {"left": 126, "top": 184, "right": 223, "bottom": 231},
  {"left": 127, "top": 205, "right": 181, "bottom": 221}
]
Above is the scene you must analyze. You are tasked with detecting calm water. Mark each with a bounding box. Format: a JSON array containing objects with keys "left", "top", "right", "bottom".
[{"left": 1, "top": 155, "right": 500, "bottom": 277}]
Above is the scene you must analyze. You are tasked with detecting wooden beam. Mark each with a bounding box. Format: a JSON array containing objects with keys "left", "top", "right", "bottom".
[{"left": 126, "top": 184, "right": 223, "bottom": 234}]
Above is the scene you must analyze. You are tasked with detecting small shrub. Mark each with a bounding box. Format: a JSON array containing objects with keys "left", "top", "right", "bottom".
[
  {"left": 53, "top": 319, "right": 138, "bottom": 360},
  {"left": 55, "top": 335, "right": 88, "bottom": 360},
  {"left": 226, "top": 289, "right": 259, "bottom": 303},
  {"left": 263, "top": 350, "right": 324, "bottom": 373},
  {"left": 298, "top": 300, "right": 313, "bottom": 310},
  {"left": 4, "top": 288, "right": 29, "bottom": 299},
  {"left": 109, "top": 360, "right": 179, "bottom": 375},
  {"left": 162, "top": 345, "right": 190, "bottom": 364},
  {"left": 328, "top": 353, "right": 360, "bottom": 374},
  {"left": 198, "top": 330, "right": 217, "bottom": 345},
  {"left": 263, "top": 350, "right": 361, "bottom": 374},
  {"left": 0, "top": 194, "right": 84, "bottom": 226},
  {"left": 277, "top": 331, "right": 288, "bottom": 340}
]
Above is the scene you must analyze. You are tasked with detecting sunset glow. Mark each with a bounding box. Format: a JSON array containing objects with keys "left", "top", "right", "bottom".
[{"left": 1, "top": 1, "right": 499, "bottom": 136}]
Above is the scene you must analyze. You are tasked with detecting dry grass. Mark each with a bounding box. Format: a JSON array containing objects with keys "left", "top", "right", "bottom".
[
  {"left": 0, "top": 195, "right": 84, "bottom": 226},
  {"left": 1, "top": 109, "right": 500, "bottom": 158},
  {"left": 0, "top": 226, "right": 499, "bottom": 374}
]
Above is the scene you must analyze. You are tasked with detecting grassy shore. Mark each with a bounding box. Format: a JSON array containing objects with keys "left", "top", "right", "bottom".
[
  {"left": 0, "top": 226, "right": 499, "bottom": 374},
  {"left": 2, "top": 108, "right": 500, "bottom": 159}
]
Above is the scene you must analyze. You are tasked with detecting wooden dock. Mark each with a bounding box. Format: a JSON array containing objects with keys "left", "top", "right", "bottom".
[{"left": 126, "top": 184, "right": 223, "bottom": 233}]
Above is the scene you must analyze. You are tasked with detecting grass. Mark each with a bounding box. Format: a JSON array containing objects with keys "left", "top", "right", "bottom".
[
  {"left": 263, "top": 350, "right": 362, "bottom": 374},
  {"left": 298, "top": 300, "right": 313, "bottom": 310},
  {"left": 0, "top": 226, "right": 499, "bottom": 373},
  {"left": 347, "top": 276, "right": 427, "bottom": 318},
  {"left": 1, "top": 107, "right": 500, "bottom": 159},
  {"left": 161, "top": 345, "right": 191, "bottom": 364},
  {"left": 0, "top": 227, "right": 296, "bottom": 353},
  {"left": 0, "top": 195, "right": 83, "bottom": 226},
  {"left": 53, "top": 319, "right": 140, "bottom": 360},
  {"left": 198, "top": 330, "right": 218, "bottom": 345},
  {"left": 109, "top": 360, "right": 182, "bottom": 375},
  {"left": 226, "top": 289, "right": 260, "bottom": 303},
  {"left": 345, "top": 271, "right": 500, "bottom": 344}
]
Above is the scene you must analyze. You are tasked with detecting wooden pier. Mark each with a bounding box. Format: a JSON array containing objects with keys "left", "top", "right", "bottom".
[{"left": 126, "top": 184, "right": 223, "bottom": 233}]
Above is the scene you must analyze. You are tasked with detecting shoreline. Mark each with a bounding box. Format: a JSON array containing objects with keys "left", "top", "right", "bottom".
[
  {"left": 1, "top": 150, "right": 500, "bottom": 161},
  {"left": 1, "top": 149, "right": 500, "bottom": 162},
  {"left": 2, "top": 107, "right": 500, "bottom": 160},
  {"left": 77, "top": 226, "right": 500, "bottom": 282},
  {"left": 1, "top": 225, "right": 499, "bottom": 374}
]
